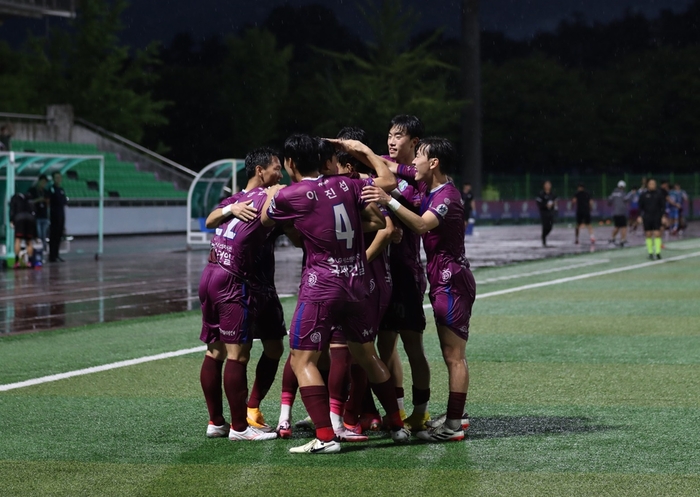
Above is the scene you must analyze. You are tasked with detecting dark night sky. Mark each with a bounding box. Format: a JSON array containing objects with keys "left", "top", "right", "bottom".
[{"left": 1, "top": 0, "right": 695, "bottom": 47}]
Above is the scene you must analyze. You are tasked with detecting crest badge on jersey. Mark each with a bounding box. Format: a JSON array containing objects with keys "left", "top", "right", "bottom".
[{"left": 436, "top": 204, "right": 448, "bottom": 217}]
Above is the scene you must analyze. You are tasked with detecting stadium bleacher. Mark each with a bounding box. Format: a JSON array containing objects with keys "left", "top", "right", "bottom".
[{"left": 12, "top": 141, "right": 187, "bottom": 200}]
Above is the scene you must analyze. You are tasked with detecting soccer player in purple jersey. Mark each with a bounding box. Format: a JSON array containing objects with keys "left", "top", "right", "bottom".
[
  {"left": 363, "top": 137, "right": 476, "bottom": 442},
  {"left": 379, "top": 115, "right": 432, "bottom": 431},
  {"left": 198, "top": 148, "right": 283, "bottom": 442},
  {"left": 261, "top": 134, "right": 410, "bottom": 453}
]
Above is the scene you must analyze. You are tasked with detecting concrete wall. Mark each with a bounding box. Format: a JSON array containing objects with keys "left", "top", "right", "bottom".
[{"left": 66, "top": 206, "right": 187, "bottom": 236}]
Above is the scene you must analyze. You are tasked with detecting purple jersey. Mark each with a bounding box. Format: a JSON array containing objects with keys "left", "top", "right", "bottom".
[
  {"left": 267, "top": 175, "right": 368, "bottom": 302},
  {"left": 396, "top": 165, "right": 469, "bottom": 290},
  {"left": 381, "top": 156, "right": 425, "bottom": 286},
  {"left": 211, "top": 188, "right": 272, "bottom": 280},
  {"left": 252, "top": 226, "right": 283, "bottom": 290}
]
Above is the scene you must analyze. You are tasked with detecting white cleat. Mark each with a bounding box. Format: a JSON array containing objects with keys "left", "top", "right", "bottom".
[
  {"left": 206, "top": 422, "right": 230, "bottom": 438},
  {"left": 334, "top": 427, "right": 369, "bottom": 442},
  {"left": 416, "top": 424, "right": 465, "bottom": 442},
  {"left": 289, "top": 438, "right": 341, "bottom": 454},
  {"left": 390, "top": 426, "right": 412, "bottom": 443},
  {"left": 228, "top": 426, "right": 278, "bottom": 441},
  {"left": 426, "top": 413, "right": 470, "bottom": 431}
]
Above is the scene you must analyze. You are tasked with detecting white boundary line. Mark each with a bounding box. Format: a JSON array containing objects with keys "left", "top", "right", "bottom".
[
  {"left": 475, "top": 259, "right": 609, "bottom": 284},
  {"left": 2, "top": 250, "right": 699, "bottom": 392},
  {"left": 0, "top": 346, "right": 206, "bottom": 392},
  {"left": 423, "top": 250, "right": 700, "bottom": 308}
]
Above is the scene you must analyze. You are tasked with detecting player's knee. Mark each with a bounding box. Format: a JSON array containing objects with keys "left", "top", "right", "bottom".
[{"left": 262, "top": 339, "right": 284, "bottom": 360}]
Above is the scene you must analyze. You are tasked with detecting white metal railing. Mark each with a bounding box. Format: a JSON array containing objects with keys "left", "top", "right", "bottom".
[{"left": 0, "top": 0, "right": 76, "bottom": 17}]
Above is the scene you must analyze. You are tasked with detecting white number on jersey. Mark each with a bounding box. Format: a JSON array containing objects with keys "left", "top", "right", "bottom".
[
  {"left": 216, "top": 218, "right": 240, "bottom": 240},
  {"left": 333, "top": 203, "right": 355, "bottom": 249}
]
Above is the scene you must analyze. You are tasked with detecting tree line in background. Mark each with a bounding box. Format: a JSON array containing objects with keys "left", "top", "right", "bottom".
[{"left": 1, "top": 0, "right": 700, "bottom": 175}]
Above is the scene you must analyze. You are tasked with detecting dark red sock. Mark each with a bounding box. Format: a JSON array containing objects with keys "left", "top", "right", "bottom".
[
  {"left": 447, "top": 391, "right": 467, "bottom": 420},
  {"left": 299, "top": 385, "right": 334, "bottom": 441},
  {"left": 344, "top": 364, "right": 368, "bottom": 426},
  {"left": 362, "top": 380, "right": 379, "bottom": 414},
  {"left": 370, "top": 379, "right": 403, "bottom": 428},
  {"left": 281, "top": 354, "right": 298, "bottom": 397},
  {"left": 328, "top": 347, "right": 351, "bottom": 403},
  {"left": 412, "top": 386, "right": 430, "bottom": 406},
  {"left": 200, "top": 355, "right": 225, "bottom": 426},
  {"left": 223, "top": 359, "right": 248, "bottom": 432},
  {"left": 396, "top": 386, "right": 405, "bottom": 399},
  {"left": 247, "top": 352, "right": 280, "bottom": 409}
]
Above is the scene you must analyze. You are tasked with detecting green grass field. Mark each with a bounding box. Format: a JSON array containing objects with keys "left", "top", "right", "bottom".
[{"left": 2, "top": 239, "right": 700, "bottom": 496}]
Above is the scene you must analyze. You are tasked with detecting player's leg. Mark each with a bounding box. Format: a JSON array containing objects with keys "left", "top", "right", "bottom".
[
  {"left": 399, "top": 329, "right": 431, "bottom": 431},
  {"left": 246, "top": 338, "right": 283, "bottom": 431},
  {"left": 620, "top": 225, "right": 627, "bottom": 245},
  {"left": 377, "top": 330, "right": 403, "bottom": 412},
  {"left": 201, "top": 342, "right": 228, "bottom": 437},
  {"left": 276, "top": 353, "right": 298, "bottom": 437},
  {"left": 652, "top": 228, "right": 662, "bottom": 258}
]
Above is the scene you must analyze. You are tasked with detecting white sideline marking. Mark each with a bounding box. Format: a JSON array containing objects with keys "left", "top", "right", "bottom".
[
  {"left": 475, "top": 259, "right": 609, "bottom": 284},
  {"left": 0, "top": 346, "right": 206, "bottom": 392},
  {"left": 3, "top": 251, "right": 699, "bottom": 392},
  {"left": 423, "top": 250, "right": 700, "bottom": 309}
]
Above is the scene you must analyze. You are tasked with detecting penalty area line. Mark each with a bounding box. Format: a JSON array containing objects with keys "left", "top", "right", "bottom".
[
  {"left": 423, "top": 250, "right": 700, "bottom": 309},
  {"left": 0, "top": 346, "right": 206, "bottom": 392}
]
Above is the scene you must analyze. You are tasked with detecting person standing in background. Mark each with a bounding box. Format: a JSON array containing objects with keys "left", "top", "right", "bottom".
[
  {"left": 49, "top": 171, "right": 68, "bottom": 262},
  {"left": 608, "top": 180, "right": 630, "bottom": 247},
  {"left": 572, "top": 183, "right": 594, "bottom": 245},
  {"left": 638, "top": 179, "right": 665, "bottom": 260},
  {"left": 536, "top": 180, "right": 557, "bottom": 247},
  {"left": 0, "top": 123, "right": 13, "bottom": 151},
  {"left": 461, "top": 183, "right": 475, "bottom": 236}
]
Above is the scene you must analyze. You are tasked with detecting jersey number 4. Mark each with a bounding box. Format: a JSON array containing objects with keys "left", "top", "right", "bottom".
[{"left": 333, "top": 204, "right": 355, "bottom": 249}]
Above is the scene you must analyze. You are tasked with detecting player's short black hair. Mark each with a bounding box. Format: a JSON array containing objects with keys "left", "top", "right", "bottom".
[
  {"left": 336, "top": 126, "right": 370, "bottom": 173},
  {"left": 244, "top": 146, "right": 279, "bottom": 179},
  {"left": 578, "top": 183, "right": 585, "bottom": 189},
  {"left": 389, "top": 115, "right": 424, "bottom": 139},
  {"left": 38, "top": 174, "right": 49, "bottom": 182},
  {"left": 284, "top": 134, "right": 319, "bottom": 176},
  {"left": 316, "top": 137, "right": 336, "bottom": 170},
  {"left": 416, "top": 137, "right": 455, "bottom": 175}
]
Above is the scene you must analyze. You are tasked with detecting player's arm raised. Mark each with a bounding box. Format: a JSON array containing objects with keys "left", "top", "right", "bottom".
[
  {"left": 205, "top": 200, "right": 258, "bottom": 228},
  {"left": 260, "top": 185, "right": 285, "bottom": 228},
  {"left": 366, "top": 215, "right": 394, "bottom": 263},
  {"left": 362, "top": 185, "right": 439, "bottom": 235},
  {"left": 327, "top": 138, "right": 397, "bottom": 192}
]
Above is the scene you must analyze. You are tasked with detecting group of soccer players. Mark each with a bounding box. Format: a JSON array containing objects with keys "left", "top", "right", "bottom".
[{"left": 197, "top": 115, "right": 476, "bottom": 453}]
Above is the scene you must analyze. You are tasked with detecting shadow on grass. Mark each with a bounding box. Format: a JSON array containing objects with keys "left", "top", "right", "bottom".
[{"left": 467, "top": 415, "right": 614, "bottom": 440}]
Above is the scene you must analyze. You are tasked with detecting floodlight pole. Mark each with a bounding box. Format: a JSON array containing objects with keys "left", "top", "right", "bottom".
[{"left": 461, "top": 0, "right": 482, "bottom": 197}]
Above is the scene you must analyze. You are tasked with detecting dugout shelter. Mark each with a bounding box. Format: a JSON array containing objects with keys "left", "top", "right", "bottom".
[
  {"left": 186, "top": 159, "right": 245, "bottom": 250},
  {"left": 1, "top": 151, "right": 105, "bottom": 263}
]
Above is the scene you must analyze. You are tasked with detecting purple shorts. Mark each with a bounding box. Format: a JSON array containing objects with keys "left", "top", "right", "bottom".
[
  {"left": 251, "top": 288, "right": 287, "bottom": 341},
  {"left": 429, "top": 268, "right": 476, "bottom": 341},
  {"left": 199, "top": 263, "right": 253, "bottom": 345},
  {"left": 290, "top": 300, "right": 375, "bottom": 351}
]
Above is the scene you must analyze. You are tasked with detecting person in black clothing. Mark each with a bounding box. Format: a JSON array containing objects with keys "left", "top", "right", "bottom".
[
  {"left": 572, "top": 183, "right": 594, "bottom": 245},
  {"left": 28, "top": 174, "right": 51, "bottom": 243},
  {"left": 49, "top": 171, "right": 68, "bottom": 262},
  {"left": 536, "top": 180, "right": 557, "bottom": 247},
  {"left": 461, "top": 182, "right": 475, "bottom": 234},
  {"left": 9, "top": 191, "right": 36, "bottom": 268},
  {"left": 637, "top": 178, "right": 665, "bottom": 260}
]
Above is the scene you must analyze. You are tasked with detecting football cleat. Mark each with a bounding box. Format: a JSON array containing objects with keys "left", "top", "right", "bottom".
[
  {"left": 294, "top": 416, "right": 315, "bottom": 430},
  {"left": 276, "top": 421, "right": 292, "bottom": 439},
  {"left": 334, "top": 426, "right": 369, "bottom": 442},
  {"left": 416, "top": 424, "right": 465, "bottom": 442},
  {"left": 427, "top": 413, "right": 470, "bottom": 431},
  {"left": 228, "top": 426, "right": 277, "bottom": 441},
  {"left": 342, "top": 422, "right": 364, "bottom": 435},
  {"left": 360, "top": 413, "right": 382, "bottom": 432},
  {"left": 289, "top": 438, "right": 341, "bottom": 454},
  {"left": 206, "top": 421, "right": 230, "bottom": 438},
  {"left": 403, "top": 411, "right": 431, "bottom": 432},
  {"left": 390, "top": 426, "right": 411, "bottom": 443},
  {"left": 247, "top": 407, "right": 274, "bottom": 432},
  {"left": 381, "top": 409, "right": 406, "bottom": 430}
]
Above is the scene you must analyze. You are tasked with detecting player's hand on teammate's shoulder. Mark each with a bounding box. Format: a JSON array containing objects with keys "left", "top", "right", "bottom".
[
  {"left": 231, "top": 200, "right": 257, "bottom": 222},
  {"left": 326, "top": 138, "right": 371, "bottom": 156},
  {"left": 390, "top": 226, "right": 403, "bottom": 244},
  {"left": 361, "top": 185, "right": 390, "bottom": 205},
  {"left": 265, "top": 184, "right": 285, "bottom": 197}
]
